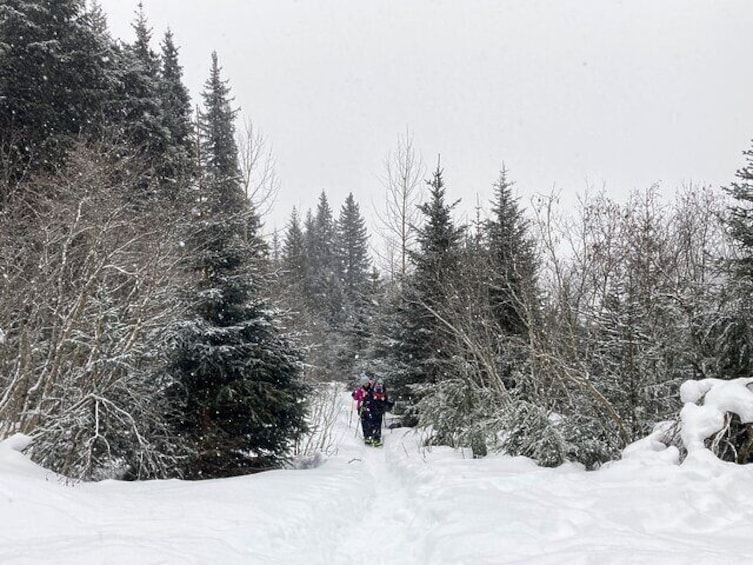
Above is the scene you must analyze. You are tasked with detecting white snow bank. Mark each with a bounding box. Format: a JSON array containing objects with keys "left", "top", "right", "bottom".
[
  {"left": 679, "top": 377, "right": 753, "bottom": 456},
  {"left": 0, "top": 433, "right": 64, "bottom": 481},
  {"left": 0, "top": 433, "right": 33, "bottom": 453},
  {"left": 621, "top": 422, "right": 680, "bottom": 466},
  {"left": 0, "top": 391, "right": 753, "bottom": 563}
]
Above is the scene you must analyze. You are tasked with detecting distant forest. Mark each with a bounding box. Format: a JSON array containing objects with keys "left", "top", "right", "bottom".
[{"left": 2, "top": 1, "right": 753, "bottom": 481}]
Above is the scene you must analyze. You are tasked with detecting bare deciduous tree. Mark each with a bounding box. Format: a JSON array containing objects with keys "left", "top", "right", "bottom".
[
  {"left": 0, "top": 142, "right": 191, "bottom": 480},
  {"left": 374, "top": 130, "right": 425, "bottom": 283},
  {"left": 530, "top": 185, "right": 730, "bottom": 459},
  {"left": 237, "top": 116, "right": 279, "bottom": 219}
]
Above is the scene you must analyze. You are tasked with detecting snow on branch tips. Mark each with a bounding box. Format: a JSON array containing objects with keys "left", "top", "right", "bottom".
[{"left": 680, "top": 378, "right": 753, "bottom": 464}]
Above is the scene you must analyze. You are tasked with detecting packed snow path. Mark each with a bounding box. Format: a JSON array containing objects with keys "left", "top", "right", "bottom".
[
  {"left": 330, "top": 415, "right": 424, "bottom": 563},
  {"left": 1, "top": 392, "right": 753, "bottom": 563}
]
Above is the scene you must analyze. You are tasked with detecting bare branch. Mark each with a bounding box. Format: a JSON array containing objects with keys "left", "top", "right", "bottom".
[
  {"left": 373, "top": 129, "right": 426, "bottom": 283},
  {"left": 237, "top": 116, "right": 279, "bottom": 219}
]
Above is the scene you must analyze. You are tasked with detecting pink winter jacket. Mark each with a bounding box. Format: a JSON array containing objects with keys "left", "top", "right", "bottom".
[{"left": 352, "top": 385, "right": 369, "bottom": 410}]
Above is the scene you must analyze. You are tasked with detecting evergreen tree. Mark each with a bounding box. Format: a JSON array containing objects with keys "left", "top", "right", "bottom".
[
  {"left": 484, "top": 167, "right": 538, "bottom": 337},
  {"left": 725, "top": 140, "right": 753, "bottom": 280},
  {"left": 336, "top": 193, "right": 371, "bottom": 300},
  {"left": 157, "top": 28, "right": 195, "bottom": 191},
  {"left": 302, "top": 209, "right": 317, "bottom": 300},
  {"left": 270, "top": 228, "right": 282, "bottom": 268},
  {"left": 390, "top": 164, "right": 464, "bottom": 399},
  {"left": 113, "top": 3, "right": 170, "bottom": 196},
  {"left": 589, "top": 190, "right": 681, "bottom": 440},
  {"left": 335, "top": 193, "right": 373, "bottom": 373},
  {"left": 306, "top": 191, "right": 344, "bottom": 326},
  {"left": 283, "top": 207, "right": 307, "bottom": 286},
  {"left": 312, "top": 192, "right": 337, "bottom": 273},
  {"left": 413, "top": 166, "right": 465, "bottom": 298},
  {"left": 715, "top": 139, "right": 753, "bottom": 381},
  {"left": 198, "top": 52, "right": 243, "bottom": 209},
  {"left": 0, "top": 0, "right": 112, "bottom": 182},
  {"left": 171, "top": 53, "right": 306, "bottom": 478},
  {"left": 131, "top": 3, "right": 159, "bottom": 77}
]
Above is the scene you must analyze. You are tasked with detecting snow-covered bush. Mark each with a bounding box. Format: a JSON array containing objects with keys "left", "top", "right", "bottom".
[
  {"left": 679, "top": 377, "right": 753, "bottom": 464},
  {"left": 416, "top": 379, "right": 502, "bottom": 458},
  {"left": 501, "top": 401, "right": 567, "bottom": 467},
  {"left": 560, "top": 412, "right": 623, "bottom": 470}
]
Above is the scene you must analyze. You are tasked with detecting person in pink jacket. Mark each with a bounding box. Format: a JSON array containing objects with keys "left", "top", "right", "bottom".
[
  {"left": 352, "top": 374, "right": 371, "bottom": 412},
  {"left": 352, "top": 373, "right": 392, "bottom": 446}
]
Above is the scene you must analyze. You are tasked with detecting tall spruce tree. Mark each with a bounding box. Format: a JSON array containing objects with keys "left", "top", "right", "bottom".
[
  {"left": 157, "top": 28, "right": 195, "bottom": 192},
  {"left": 198, "top": 52, "right": 244, "bottom": 208},
  {"left": 306, "top": 191, "right": 344, "bottom": 326},
  {"left": 389, "top": 164, "right": 464, "bottom": 399},
  {"left": 283, "top": 207, "right": 307, "bottom": 287},
  {"left": 485, "top": 167, "right": 538, "bottom": 337},
  {"left": 302, "top": 209, "right": 317, "bottom": 300},
  {"left": 335, "top": 193, "right": 373, "bottom": 374},
  {"left": 726, "top": 141, "right": 753, "bottom": 280},
  {"left": 171, "top": 52, "right": 306, "bottom": 478},
  {"left": 131, "top": 3, "right": 159, "bottom": 77},
  {"left": 336, "top": 193, "right": 371, "bottom": 300},
  {"left": 115, "top": 3, "right": 170, "bottom": 196}
]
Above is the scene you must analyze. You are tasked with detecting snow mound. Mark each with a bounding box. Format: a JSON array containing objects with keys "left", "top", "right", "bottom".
[
  {"left": 621, "top": 422, "right": 680, "bottom": 466},
  {"left": 0, "top": 433, "right": 65, "bottom": 481},
  {"left": 679, "top": 377, "right": 753, "bottom": 456},
  {"left": 0, "top": 433, "right": 33, "bottom": 453}
]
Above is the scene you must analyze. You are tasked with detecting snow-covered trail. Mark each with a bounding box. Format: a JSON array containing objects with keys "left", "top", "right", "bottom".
[
  {"left": 327, "top": 402, "right": 426, "bottom": 564},
  {"left": 2, "top": 390, "right": 753, "bottom": 563},
  {"left": 319, "top": 392, "right": 753, "bottom": 565}
]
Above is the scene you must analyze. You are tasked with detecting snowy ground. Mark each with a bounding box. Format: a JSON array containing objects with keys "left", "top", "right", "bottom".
[{"left": 1, "top": 391, "right": 753, "bottom": 564}]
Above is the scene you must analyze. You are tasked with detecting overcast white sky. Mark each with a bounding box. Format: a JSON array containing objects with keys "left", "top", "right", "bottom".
[{"left": 98, "top": 0, "right": 753, "bottom": 232}]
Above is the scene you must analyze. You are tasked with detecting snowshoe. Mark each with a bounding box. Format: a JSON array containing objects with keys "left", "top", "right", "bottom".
[
  {"left": 364, "top": 437, "right": 373, "bottom": 445},
  {"left": 372, "top": 438, "right": 383, "bottom": 447}
]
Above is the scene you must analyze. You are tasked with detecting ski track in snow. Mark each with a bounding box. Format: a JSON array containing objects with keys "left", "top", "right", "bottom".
[{"left": 328, "top": 409, "right": 424, "bottom": 564}]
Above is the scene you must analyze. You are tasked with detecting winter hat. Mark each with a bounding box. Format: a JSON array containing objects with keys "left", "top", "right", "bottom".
[{"left": 359, "top": 374, "right": 369, "bottom": 384}]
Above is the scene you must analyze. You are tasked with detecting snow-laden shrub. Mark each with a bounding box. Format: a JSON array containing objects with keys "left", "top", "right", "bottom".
[
  {"left": 560, "top": 413, "right": 622, "bottom": 470},
  {"left": 414, "top": 377, "right": 621, "bottom": 468},
  {"left": 415, "top": 379, "right": 502, "bottom": 458},
  {"left": 679, "top": 377, "right": 753, "bottom": 464},
  {"left": 501, "top": 401, "right": 567, "bottom": 467}
]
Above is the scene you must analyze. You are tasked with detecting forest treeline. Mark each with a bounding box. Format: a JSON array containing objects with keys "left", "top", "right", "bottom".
[{"left": 1, "top": 1, "right": 753, "bottom": 480}]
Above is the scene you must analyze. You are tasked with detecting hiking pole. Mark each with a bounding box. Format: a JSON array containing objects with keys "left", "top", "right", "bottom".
[{"left": 348, "top": 399, "right": 354, "bottom": 428}]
